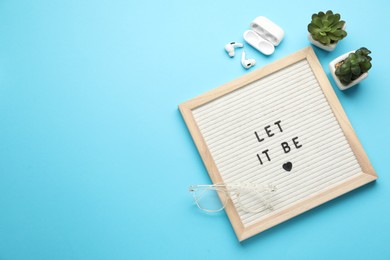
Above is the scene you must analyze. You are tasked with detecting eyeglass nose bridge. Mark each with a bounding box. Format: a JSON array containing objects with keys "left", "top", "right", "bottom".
[{"left": 188, "top": 186, "right": 196, "bottom": 192}]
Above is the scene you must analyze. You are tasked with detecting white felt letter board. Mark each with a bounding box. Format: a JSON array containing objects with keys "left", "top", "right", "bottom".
[{"left": 179, "top": 47, "right": 377, "bottom": 241}]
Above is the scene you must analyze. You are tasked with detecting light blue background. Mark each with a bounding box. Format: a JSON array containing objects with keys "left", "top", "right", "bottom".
[{"left": 0, "top": 0, "right": 389, "bottom": 259}]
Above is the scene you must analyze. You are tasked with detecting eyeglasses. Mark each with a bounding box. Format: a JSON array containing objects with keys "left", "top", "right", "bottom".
[{"left": 188, "top": 182, "right": 277, "bottom": 213}]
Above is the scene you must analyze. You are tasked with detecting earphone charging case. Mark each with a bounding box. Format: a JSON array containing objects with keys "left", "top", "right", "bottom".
[{"left": 243, "top": 16, "right": 284, "bottom": 55}]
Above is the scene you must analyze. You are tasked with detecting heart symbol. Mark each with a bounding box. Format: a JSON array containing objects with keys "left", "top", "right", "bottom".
[{"left": 283, "top": 162, "right": 292, "bottom": 172}]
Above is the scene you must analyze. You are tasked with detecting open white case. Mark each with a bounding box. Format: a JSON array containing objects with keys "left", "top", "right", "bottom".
[{"left": 243, "top": 16, "right": 285, "bottom": 55}]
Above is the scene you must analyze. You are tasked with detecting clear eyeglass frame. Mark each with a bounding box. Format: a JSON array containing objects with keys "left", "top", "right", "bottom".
[{"left": 188, "top": 182, "right": 277, "bottom": 213}]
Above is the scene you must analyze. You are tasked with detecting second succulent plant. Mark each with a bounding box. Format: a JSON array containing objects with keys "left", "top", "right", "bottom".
[{"left": 335, "top": 47, "right": 372, "bottom": 86}]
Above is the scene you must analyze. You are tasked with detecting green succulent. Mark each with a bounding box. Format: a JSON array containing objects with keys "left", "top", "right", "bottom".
[
  {"left": 335, "top": 47, "right": 372, "bottom": 85},
  {"left": 308, "top": 10, "right": 347, "bottom": 46}
]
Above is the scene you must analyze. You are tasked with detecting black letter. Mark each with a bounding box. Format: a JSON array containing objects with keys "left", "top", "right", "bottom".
[
  {"left": 293, "top": 137, "right": 302, "bottom": 149},
  {"left": 274, "top": 120, "right": 283, "bottom": 132},
  {"left": 257, "top": 154, "right": 263, "bottom": 165},
  {"left": 281, "top": 142, "right": 291, "bottom": 153},
  {"left": 254, "top": 131, "right": 264, "bottom": 142},
  {"left": 265, "top": 125, "right": 274, "bottom": 137},
  {"left": 262, "top": 149, "right": 271, "bottom": 162}
]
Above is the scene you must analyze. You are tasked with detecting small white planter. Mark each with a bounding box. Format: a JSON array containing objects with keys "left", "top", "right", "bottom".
[
  {"left": 308, "top": 23, "right": 346, "bottom": 52},
  {"left": 329, "top": 51, "right": 369, "bottom": 90}
]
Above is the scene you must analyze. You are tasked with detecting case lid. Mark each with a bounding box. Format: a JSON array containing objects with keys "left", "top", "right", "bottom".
[{"left": 250, "top": 16, "right": 284, "bottom": 46}]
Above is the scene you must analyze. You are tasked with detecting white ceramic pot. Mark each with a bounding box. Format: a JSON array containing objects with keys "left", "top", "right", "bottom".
[
  {"left": 308, "top": 23, "right": 346, "bottom": 52},
  {"left": 328, "top": 51, "right": 369, "bottom": 90}
]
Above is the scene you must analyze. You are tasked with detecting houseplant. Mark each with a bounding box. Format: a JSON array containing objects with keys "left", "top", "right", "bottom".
[
  {"left": 329, "top": 47, "right": 372, "bottom": 90},
  {"left": 308, "top": 10, "right": 347, "bottom": 51}
]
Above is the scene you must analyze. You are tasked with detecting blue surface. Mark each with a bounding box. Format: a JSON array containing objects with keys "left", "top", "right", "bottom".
[{"left": 0, "top": 0, "right": 389, "bottom": 259}]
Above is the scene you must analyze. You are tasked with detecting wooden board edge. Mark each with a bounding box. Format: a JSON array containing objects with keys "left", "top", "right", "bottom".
[
  {"left": 179, "top": 103, "right": 246, "bottom": 236},
  {"left": 178, "top": 103, "right": 219, "bottom": 182},
  {"left": 179, "top": 47, "right": 312, "bottom": 110},
  {"left": 305, "top": 47, "right": 377, "bottom": 178},
  {"left": 238, "top": 172, "right": 377, "bottom": 241}
]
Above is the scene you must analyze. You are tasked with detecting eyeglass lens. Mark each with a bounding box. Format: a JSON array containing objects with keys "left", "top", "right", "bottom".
[
  {"left": 238, "top": 189, "right": 272, "bottom": 213},
  {"left": 195, "top": 188, "right": 226, "bottom": 212}
]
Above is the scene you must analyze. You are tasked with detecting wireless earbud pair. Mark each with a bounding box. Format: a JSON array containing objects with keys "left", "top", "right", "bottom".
[{"left": 224, "top": 42, "right": 256, "bottom": 69}]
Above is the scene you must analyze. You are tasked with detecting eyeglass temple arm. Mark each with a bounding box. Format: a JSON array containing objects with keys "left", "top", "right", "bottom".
[{"left": 188, "top": 183, "right": 228, "bottom": 191}]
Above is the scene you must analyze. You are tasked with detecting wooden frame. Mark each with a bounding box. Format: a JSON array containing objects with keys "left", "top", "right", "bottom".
[{"left": 179, "top": 46, "right": 377, "bottom": 241}]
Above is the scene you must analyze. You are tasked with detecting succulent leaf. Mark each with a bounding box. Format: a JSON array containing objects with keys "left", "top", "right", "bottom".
[
  {"left": 328, "top": 16, "right": 336, "bottom": 25},
  {"left": 333, "top": 30, "right": 344, "bottom": 37},
  {"left": 308, "top": 24, "right": 318, "bottom": 34},
  {"left": 334, "top": 14, "right": 341, "bottom": 23},
  {"left": 351, "top": 65, "right": 361, "bottom": 75},
  {"left": 357, "top": 47, "right": 371, "bottom": 56},
  {"left": 360, "top": 61, "right": 372, "bottom": 72},
  {"left": 323, "top": 20, "right": 330, "bottom": 27},
  {"left": 335, "top": 21, "right": 345, "bottom": 29},
  {"left": 328, "top": 34, "right": 340, "bottom": 41},
  {"left": 312, "top": 17, "right": 322, "bottom": 27},
  {"left": 318, "top": 35, "right": 329, "bottom": 45}
]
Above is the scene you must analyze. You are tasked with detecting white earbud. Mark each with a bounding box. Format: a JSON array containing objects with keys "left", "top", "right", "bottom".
[
  {"left": 224, "top": 42, "right": 243, "bottom": 57},
  {"left": 241, "top": 51, "right": 256, "bottom": 69}
]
